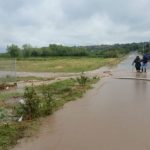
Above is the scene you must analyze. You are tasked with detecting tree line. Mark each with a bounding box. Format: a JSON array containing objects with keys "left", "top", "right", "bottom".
[{"left": 4, "top": 42, "right": 150, "bottom": 58}]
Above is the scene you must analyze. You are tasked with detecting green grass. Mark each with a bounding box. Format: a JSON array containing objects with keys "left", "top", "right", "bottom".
[
  {"left": 0, "top": 121, "right": 37, "bottom": 150},
  {"left": 0, "top": 57, "right": 120, "bottom": 72},
  {"left": 0, "top": 76, "right": 51, "bottom": 83},
  {"left": 0, "top": 123, "right": 23, "bottom": 150},
  {"left": 0, "top": 92, "right": 23, "bottom": 102},
  {"left": 0, "top": 59, "right": 14, "bottom": 71}
]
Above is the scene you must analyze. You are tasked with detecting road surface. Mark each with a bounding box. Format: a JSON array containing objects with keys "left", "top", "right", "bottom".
[{"left": 12, "top": 53, "right": 150, "bottom": 150}]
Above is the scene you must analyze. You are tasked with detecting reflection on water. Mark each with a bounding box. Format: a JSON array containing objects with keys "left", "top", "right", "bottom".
[
  {"left": 135, "top": 72, "right": 147, "bottom": 78},
  {"left": 134, "top": 78, "right": 148, "bottom": 100}
]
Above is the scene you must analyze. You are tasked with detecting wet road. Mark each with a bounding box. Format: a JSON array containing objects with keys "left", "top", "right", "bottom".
[{"left": 12, "top": 54, "right": 150, "bottom": 150}]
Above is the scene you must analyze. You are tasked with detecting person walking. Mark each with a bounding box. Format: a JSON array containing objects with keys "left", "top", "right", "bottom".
[
  {"left": 132, "top": 56, "right": 141, "bottom": 72},
  {"left": 141, "top": 54, "right": 148, "bottom": 72}
]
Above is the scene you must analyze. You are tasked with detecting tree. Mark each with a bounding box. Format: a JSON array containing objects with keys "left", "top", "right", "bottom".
[
  {"left": 7, "top": 44, "right": 20, "bottom": 58},
  {"left": 22, "top": 44, "right": 32, "bottom": 57}
]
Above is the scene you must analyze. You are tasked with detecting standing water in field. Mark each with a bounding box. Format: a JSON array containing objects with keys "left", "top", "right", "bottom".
[{"left": 12, "top": 53, "right": 150, "bottom": 150}]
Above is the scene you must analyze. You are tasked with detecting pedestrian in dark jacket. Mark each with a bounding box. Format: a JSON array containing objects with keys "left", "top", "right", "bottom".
[
  {"left": 141, "top": 54, "right": 148, "bottom": 72},
  {"left": 132, "top": 56, "right": 141, "bottom": 72}
]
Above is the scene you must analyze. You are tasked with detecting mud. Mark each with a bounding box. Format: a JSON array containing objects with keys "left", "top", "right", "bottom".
[
  {"left": 0, "top": 83, "right": 17, "bottom": 91},
  {"left": 12, "top": 53, "right": 150, "bottom": 150}
]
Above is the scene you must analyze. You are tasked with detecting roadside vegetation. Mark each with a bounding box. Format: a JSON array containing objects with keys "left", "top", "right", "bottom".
[
  {"left": 0, "top": 57, "right": 121, "bottom": 72},
  {"left": 0, "top": 92, "right": 23, "bottom": 103},
  {"left": 0, "top": 76, "right": 53, "bottom": 83},
  {"left": 0, "top": 75, "right": 99, "bottom": 150}
]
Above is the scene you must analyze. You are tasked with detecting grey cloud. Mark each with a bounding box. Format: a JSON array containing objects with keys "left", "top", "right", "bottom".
[{"left": 0, "top": 0, "right": 150, "bottom": 52}]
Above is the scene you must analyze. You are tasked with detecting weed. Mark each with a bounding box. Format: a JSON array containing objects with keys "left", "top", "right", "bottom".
[
  {"left": 15, "top": 86, "right": 40, "bottom": 120},
  {"left": 0, "top": 123, "right": 27, "bottom": 150},
  {"left": 40, "top": 86, "right": 55, "bottom": 115},
  {"left": 76, "top": 73, "right": 89, "bottom": 87}
]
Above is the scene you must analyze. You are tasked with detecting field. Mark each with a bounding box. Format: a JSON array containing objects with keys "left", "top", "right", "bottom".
[{"left": 0, "top": 57, "right": 120, "bottom": 73}]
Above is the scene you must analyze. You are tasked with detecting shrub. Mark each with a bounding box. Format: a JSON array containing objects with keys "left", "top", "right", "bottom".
[
  {"left": 76, "top": 73, "right": 89, "bottom": 87},
  {"left": 15, "top": 85, "right": 56, "bottom": 120},
  {"left": 40, "top": 86, "right": 55, "bottom": 115},
  {"left": 15, "top": 86, "right": 40, "bottom": 120}
]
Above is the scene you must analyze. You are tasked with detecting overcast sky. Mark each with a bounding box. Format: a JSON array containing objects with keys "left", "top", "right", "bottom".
[{"left": 0, "top": 0, "right": 150, "bottom": 52}]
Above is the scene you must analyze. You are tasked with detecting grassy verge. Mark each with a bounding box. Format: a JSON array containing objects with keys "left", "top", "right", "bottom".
[
  {"left": 34, "top": 77, "right": 98, "bottom": 110},
  {"left": 0, "top": 76, "right": 53, "bottom": 83},
  {"left": 0, "top": 123, "right": 26, "bottom": 150},
  {"left": 0, "top": 76, "right": 99, "bottom": 150},
  {"left": 0, "top": 92, "right": 23, "bottom": 103},
  {"left": 0, "top": 121, "right": 38, "bottom": 150},
  {"left": 1, "top": 57, "right": 120, "bottom": 72}
]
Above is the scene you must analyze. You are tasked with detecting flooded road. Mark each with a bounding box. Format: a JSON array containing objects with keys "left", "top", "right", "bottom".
[{"left": 12, "top": 54, "right": 150, "bottom": 150}]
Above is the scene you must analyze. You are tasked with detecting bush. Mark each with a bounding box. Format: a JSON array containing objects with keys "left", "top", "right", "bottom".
[
  {"left": 40, "top": 86, "right": 55, "bottom": 115},
  {"left": 15, "top": 86, "right": 40, "bottom": 120},
  {"left": 15, "top": 85, "right": 56, "bottom": 120},
  {"left": 76, "top": 73, "right": 89, "bottom": 87}
]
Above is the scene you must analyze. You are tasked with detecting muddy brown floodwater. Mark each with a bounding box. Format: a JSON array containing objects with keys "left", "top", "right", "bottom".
[{"left": 12, "top": 53, "right": 150, "bottom": 150}]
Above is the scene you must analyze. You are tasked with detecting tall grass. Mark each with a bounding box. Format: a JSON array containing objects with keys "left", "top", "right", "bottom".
[{"left": 1, "top": 57, "right": 119, "bottom": 72}]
